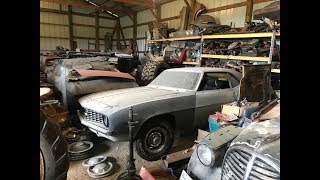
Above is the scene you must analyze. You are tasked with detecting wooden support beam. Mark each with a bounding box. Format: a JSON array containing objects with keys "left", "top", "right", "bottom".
[
  {"left": 40, "top": 0, "right": 97, "bottom": 9},
  {"left": 95, "top": 11, "right": 100, "bottom": 51},
  {"left": 149, "top": 2, "right": 161, "bottom": 22},
  {"left": 90, "top": 0, "right": 113, "bottom": 13},
  {"left": 40, "top": 22, "right": 68, "bottom": 27},
  {"left": 40, "top": 36, "right": 69, "bottom": 39},
  {"left": 122, "top": 15, "right": 180, "bottom": 29},
  {"left": 183, "top": 0, "right": 191, "bottom": 9},
  {"left": 133, "top": 12, "right": 137, "bottom": 43},
  {"left": 40, "top": 8, "right": 116, "bottom": 20},
  {"left": 245, "top": 0, "right": 254, "bottom": 22},
  {"left": 116, "top": 19, "right": 121, "bottom": 49},
  {"left": 68, "top": 5, "right": 74, "bottom": 50},
  {"left": 112, "top": 0, "right": 153, "bottom": 8},
  {"left": 119, "top": 24, "right": 127, "bottom": 46}
]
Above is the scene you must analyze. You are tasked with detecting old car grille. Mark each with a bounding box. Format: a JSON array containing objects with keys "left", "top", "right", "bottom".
[
  {"left": 83, "top": 108, "right": 104, "bottom": 124},
  {"left": 222, "top": 147, "right": 280, "bottom": 180}
]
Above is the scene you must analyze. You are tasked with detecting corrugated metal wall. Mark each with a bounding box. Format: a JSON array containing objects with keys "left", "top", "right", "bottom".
[{"left": 40, "top": 1, "right": 116, "bottom": 51}]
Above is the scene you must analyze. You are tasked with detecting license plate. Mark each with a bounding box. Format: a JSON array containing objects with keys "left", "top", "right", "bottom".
[{"left": 179, "top": 170, "right": 193, "bottom": 180}]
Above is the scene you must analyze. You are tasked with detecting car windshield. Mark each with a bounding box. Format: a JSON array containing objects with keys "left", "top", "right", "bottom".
[{"left": 148, "top": 70, "right": 201, "bottom": 90}]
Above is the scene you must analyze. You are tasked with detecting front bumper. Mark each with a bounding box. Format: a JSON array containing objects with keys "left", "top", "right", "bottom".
[{"left": 77, "top": 110, "right": 127, "bottom": 141}]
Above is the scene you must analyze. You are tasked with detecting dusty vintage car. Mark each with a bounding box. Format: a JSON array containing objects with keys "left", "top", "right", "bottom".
[
  {"left": 44, "top": 56, "right": 138, "bottom": 115},
  {"left": 78, "top": 67, "right": 243, "bottom": 160},
  {"left": 184, "top": 100, "right": 280, "bottom": 180}
]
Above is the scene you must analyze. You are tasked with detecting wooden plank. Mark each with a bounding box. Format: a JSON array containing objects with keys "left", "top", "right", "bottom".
[
  {"left": 201, "top": 54, "right": 269, "bottom": 62},
  {"left": 72, "top": 23, "right": 95, "bottom": 28},
  {"left": 113, "top": 0, "right": 153, "bottom": 8},
  {"left": 95, "top": 11, "right": 100, "bottom": 51},
  {"left": 40, "top": 0, "right": 97, "bottom": 9},
  {"left": 206, "top": 2, "right": 246, "bottom": 13},
  {"left": 271, "top": 69, "right": 280, "bottom": 73},
  {"left": 40, "top": 8, "right": 116, "bottom": 20},
  {"left": 40, "top": 36, "right": 69, "bottom": 39},
  {"left": 119, "top": 24, "right": 127, "bottom": 46},
  {"left": 99, "top": 26, "right": 113, "bottom": 29},
  {"left": 73, "top": 36, "right": 104, "bottom": 40},
  {"left": 245, "top": 0, "right": 254, "bottom": 22},
  {"left": 149, "top": 9, "right": 160, "bottom": 22},
  {"left": 40, "top": 22, "right": 68, "bottom": 27},
  {"left": 128, "top": 0, "right": 177, "bottom": 14},
  {"left": 116, "top": 19, "right": 121, "bottom": 49},
  {"left": 133, "top": 12, "right": 137, "bottom": 42},
  {"left": 202, "top": 32, "right": 273, "bottom": 39},
  {"left": 145, "top": 36, "right": 201, "bottom": 42},
  {"left": 182, "top": 62, "right": 198, "bottom": 65},
  {"left": 68, "top": 5, "right": 74, "bottom": 50},
  {"left": 183, "top": 0, "right": 191, "bottom": 9},
  {"left": 122, "top": 15, "right": 180, "bottom": 29},
  {"left": 40, "top": 8, "right": 68, "bottom": 14}
]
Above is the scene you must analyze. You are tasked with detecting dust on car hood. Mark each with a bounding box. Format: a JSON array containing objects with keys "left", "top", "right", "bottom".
[{"left": 78, "top": 86, "right": 181, "bottom": 110}]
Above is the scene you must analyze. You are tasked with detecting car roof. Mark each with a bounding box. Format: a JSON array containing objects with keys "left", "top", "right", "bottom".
[{"left": 166, "top": 67, "right": 242, "bottom": 79}]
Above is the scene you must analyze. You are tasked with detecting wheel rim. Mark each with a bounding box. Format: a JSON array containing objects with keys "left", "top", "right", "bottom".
[
  {"left": 144, "top": 127, "right": 166, "bottom": 154},
  {"left": 40, "top": 150, "right": 45, "bottom": 180}
]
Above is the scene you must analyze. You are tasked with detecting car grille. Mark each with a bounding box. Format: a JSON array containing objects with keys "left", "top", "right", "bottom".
[
  {"left": 222, "top": 147, "right": 280, "bottom": 180},
  {"left": 83, "top": 108, "right": 104, "bottom": 124}
]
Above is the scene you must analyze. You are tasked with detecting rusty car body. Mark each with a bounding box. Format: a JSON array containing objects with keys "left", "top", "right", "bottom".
[
  {"left": 44, "top": 56, "right": 138, "bottom": 115},
  {"left": 78, "top": 67, "right": 243, "bottom": 160}
]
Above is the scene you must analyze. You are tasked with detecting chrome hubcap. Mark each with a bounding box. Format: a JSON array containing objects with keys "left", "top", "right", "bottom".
[{"left": 147, "top": 132, "right": 162, "bottom": 148}]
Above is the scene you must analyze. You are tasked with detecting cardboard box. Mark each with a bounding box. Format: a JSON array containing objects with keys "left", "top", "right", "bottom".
[{"left": 222, "top": 104, "right": 240, "bottom": 116}]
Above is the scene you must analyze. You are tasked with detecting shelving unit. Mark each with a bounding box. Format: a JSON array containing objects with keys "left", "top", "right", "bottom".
[{"left": 144, "top": 31, "right": 280, "bottom": 73}]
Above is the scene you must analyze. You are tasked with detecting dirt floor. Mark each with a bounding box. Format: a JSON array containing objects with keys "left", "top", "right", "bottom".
[{"left": 67, "top": 135, "right": 196, "bottom": 180}]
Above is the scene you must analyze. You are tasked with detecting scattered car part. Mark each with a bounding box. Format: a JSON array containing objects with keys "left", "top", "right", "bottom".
[
  {"left": 82, "top": 155, "right": 107, "bottom": 167},
  {"left": 40, "top": 110, "right": 69, "bottom": 180},
  {"left": 68, "top": 141, "right": 94, "bottom": 161},
  {"left": 40, "top": 102, "right": 71, "bottom": 130},
  {"left": 87, "top": 161, "right": 114, "bottom": 178},
  {"left": 62, "top": 127, "right": 95, "bottom": 143},
  {"left": 116, "top": 107, "right": 142, "bottom": 179}
]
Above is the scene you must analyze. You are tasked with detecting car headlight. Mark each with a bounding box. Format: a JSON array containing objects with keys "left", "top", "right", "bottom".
[{"left": 197, "top": 144, "right": 215, "bottom": 166}]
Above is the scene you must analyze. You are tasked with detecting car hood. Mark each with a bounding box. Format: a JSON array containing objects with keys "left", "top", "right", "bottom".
[
  {"left": 230, "top": 117, "right": 280, "bottom": 163},
  {"left": 78, "top": 86, "right": 183, "bottom": 114},
  {"left": 239, "top": 64, "right": 274, "bottom": 103}
]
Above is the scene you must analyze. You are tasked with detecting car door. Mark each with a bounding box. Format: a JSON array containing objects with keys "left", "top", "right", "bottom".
[{"left": 194, "top": 72, "right": 238, "bottom": 129}]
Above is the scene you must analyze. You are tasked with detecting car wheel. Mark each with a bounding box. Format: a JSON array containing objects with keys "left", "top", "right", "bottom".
[
  {"left": 40, "top": 111, "right": 69, "bottom": 180},
  {"left": 135, "top": 120, "right": 174, "bottom": 161},
  {"left": 140, "top": 61, "right": 169, "bottom": 86}
]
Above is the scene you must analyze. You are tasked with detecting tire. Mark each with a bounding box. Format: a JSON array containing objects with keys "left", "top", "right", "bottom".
[
  {"left": 141, "top": 61, "right": 169, "bottom": 85},
  {"left": 40, "top": 111, "right": 69, "bottom": 180},
  {"left": 135, "top": 120, "right": 174, "bottom": 161},
  {"left": 135, "top": 65, "right": 144, "bottom": 86}
]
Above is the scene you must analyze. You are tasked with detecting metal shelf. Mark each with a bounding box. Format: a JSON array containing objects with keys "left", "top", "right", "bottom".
[
  {"left": 145, "top": 36, "right": 201, "bottom": 42},
  {"left": 182, "top": 62, "right": 199, "bottom": 65},
  {"left": 200, "top": 54, "right": 269, "bottom": 62},
  {"left": 271, "top": 69, "right": 280, "bottom": 73},
  {"left": 202, "top": 32, "right": 274, "bottom": 39}
]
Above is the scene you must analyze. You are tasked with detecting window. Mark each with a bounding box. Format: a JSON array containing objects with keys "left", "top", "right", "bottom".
[
  {"left": 198, "top": 72, "right": 230, "bottom": 91},
  {"left": 149, "top": 71, "right": 201, "bottom": 90}
]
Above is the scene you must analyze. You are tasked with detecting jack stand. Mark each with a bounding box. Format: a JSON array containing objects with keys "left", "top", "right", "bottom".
[{"left": 116, "top": 107, "right": 142, "bottom": 180}]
